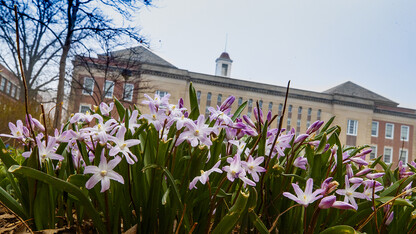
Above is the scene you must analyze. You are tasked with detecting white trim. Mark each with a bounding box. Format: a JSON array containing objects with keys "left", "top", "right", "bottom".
[
  {"left": 399, "top": 149, "right": 408, "bottom": 165},
  {"left": 347, "top": 119, "right": 358, "bottom": 136},
  {"left": 79, "top": 104, "right": 91, "bottom": 114},
  {"left": 383, "top": 146, "right": 393, "bottom": 164},
  {"left": 385, "top": 123, "right": 394, "bottom": 139},
  {"left": 104, "top": 80, "right": 114, "bottom": 98},
  {"left": 82, "top": 77, "right": 94, "bottom": 95},
  {"left": 400, "top": 125, "right": 410, "bottom": 141},
  {"left": 371, "top": 121, "right": 379, "bottom": 137},
  {"left": 369, "top": 145, "right": 377, "bottom": 160}
]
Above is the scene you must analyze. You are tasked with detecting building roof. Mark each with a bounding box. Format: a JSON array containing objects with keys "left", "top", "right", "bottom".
[
  {"left": 107, "top": 46, "right": 177, "bottom": 68},
  {"left": 323, "top": 81, "right": 398, "bottom": 107}
]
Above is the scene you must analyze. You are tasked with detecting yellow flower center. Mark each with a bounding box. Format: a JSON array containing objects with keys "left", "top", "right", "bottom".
[
  {"left": 120, "top": 143, "right": 127, "bottom": 150},
  {"left": 249, "top": 165, "right": 254, "bottom": 170},
  {"left": 303, "top": 195, "right": 307, "bottom": 200},
  {"left": 194, "top": 130, "right": 200, "bottom": 136},
  {"left": 100, "top": 170, "right": 107, "bottom": 177},
  {"left": 200, "top": 170, "right": 205, "bottom": 175},
  {"left": 152, "top": 114, "right": 157, "bottom": 120},
  {"left": 346, "top": 191, "right": 352, "bottom": 196}
]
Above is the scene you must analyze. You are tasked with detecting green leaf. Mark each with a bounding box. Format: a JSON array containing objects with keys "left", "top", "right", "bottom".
[
  {"left": 0, "top": 139, "right": 18, "bottom": 168},
  {"left": 380, "top": 174, "right": 415, "bottom": 197},
  {"left": 376, "top": 197, "right": 413, "bottom": 207},
  {"left": 0, "top": 186, "right": 27, "bottom": 220},
  {"left": 249, "top": 212, "right": 270, "bottom": 234},
  {"left": 114, "top": 96, "right": 126, "bottom": 121},
  {"left": 320, "top": 225, "right": 360, "bottom": 234},
  {"left": 320, "top": 116, "right": 335, "bottom": 132},
  {"left": 161, "top": 188, "right": 170, "bottom": 205},
  {"left": 9, "top": 165, "right": 106, "bottom": 234},
  {"left": 232, "top": 101, "right": 247, "bottom": 121},
  {"left": 212, "top": 190, "right": 250, "bottom": 234},
  {"left": 188, "top": 82, "right": 200, "bottom": 120}
]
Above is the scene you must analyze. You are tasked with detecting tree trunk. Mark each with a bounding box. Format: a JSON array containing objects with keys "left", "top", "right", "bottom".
[
  {"left": 53, "top": 0, "right": 78, "bottom": 129},
  {"left": 53, "top": 44, "right": 70, "bottom": 128}
]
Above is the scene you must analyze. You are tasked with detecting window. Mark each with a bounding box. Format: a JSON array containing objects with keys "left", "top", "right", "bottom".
[
  {"left": 197, "top": 91, "right": 201, "bottom": 105},
  {"left": 306, "top": 120, "right": 311, "bottom": 129},
  {"left": 297, "top": 119, "right": 301, "bottom": 127},
  {"left": 383, "top": 147, "right": 392, "bottom": 164},
  {"left": 287, "top": 117, "right": 291, "bottom": 130},
  {"left": 298, "top": 106, "right": 302, "bottom": 115},
  {"left": 307, "top": 108, "right": 312, "bottom": 117},
  {"left": 206, "top": 92, "right": 212, "bottom": 107},
  {"left": 0, "top": 77, "right": 5, "bottom": 91},
  {"left": 5, "top": 81, "right": 11, "bottom": 94},
  {"left": 369, "top": 146, "right": 377, "bottom": 160},
  {"left": 278, "top": 103, "right": 283, "bottom": 112},
  {"left": 221, "top": 64, "right": 228, "bottom": 76},
  {"left": 288, "top": 105, "right": 292, "bottom": 113},
  {"left": 16, "top": 88, "right": 20, "bottom": 100},
  {"left": 399, "top": 149, "right": 408, "bottom": 164},
  {"left": 371, "top": 121, "right": 379, "bottom": 137},
  {"left": 206, "top": 92, "right": 212, "bottom": 118},
  {"left": 10, "top": 85, "right": 16, "bottom": 98},
  {"left": 317, "top": 109, "right": 321, "bottom": 120},
  {"left": 248, "top": 99, "right": 253, "bottom": 116},
  {"left": 238, "top": 97, "right": 243, "bottom": 107},
  {"left": 401, "top": 125, "right": 409, "bottom": 141},
  {"left": 79, "top": 104, "right": 91, "bottom": 114},
  {"left": 259, "top": 100, "right": 263, "bottom": 110},
  {"left": 217, "top": 94, "right": 222, "bottom": 106},
  {"left": 156, "top": 90, "right": 168, "bottom": 98},
  {"left": 104, "top": 81, "right": 114, "bottom": 98},
  {"left": 123, "top": 83, "right": 134, "bottom": 101},
  {"left": 82, "top": 77, "right": 94, "bottom": 95},
  {"left": 268, "top": 102, "right": 273, "bottom": 112},
  {"left": 347, "top": 120, "right": 358, "bottom": 136},
  {"left": 385, "top": 123, "right": 394, "bottom": 139}
]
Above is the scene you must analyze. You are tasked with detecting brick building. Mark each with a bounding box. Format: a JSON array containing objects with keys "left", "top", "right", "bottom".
[{"left": 68, "top": 46, "right": 416, "bottom": 167}]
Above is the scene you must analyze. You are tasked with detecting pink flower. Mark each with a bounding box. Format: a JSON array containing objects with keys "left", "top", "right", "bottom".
[
  {"left": 189, "top": 161, "right": 222, "bottom": 190},
  {"left": 283, "top": 178, "right": 324, "bottom": 207},
  {"left": 336, "top": 175, "right": 367, "bottom": 210},
  {"left": 241, "top": 156, "right": 266, "bottom": 182},
  {"left": 84, "top": 156, "right": 124, "bottom": 192},
  {"left": 108, "top": 126, "right": 141, "bottom": 164}
]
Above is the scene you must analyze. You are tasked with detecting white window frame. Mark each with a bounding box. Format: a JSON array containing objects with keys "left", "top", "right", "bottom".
[
  {"left": 82, "top": 77, "right": 94, "bottom": 95},
  {"left": 123, "top": 83, "right": 134, "bottom": 102},
  {"left": 0, "top": 77, "right": 5, "bottom": 91},
  {"left": 369, "top": 145, "right": 377, "bottom": 160},
  {"left": 399, "top": 149, "right": 408, "bottom": 165},
  {"left": 383, "top": 147, "right": 393, "bottom": 164},
  {"left": 156, "top": 90, "right": 168, "bottom": 98},
  {"left": 371, "top": 121, "right": 379, "bottom": 137},
  {"left": 79, "top": 104, "right": 91, "bottom": 114},
  {"left": 401, "top": 125, "right": 410, "bottom": 141},
  {"left": 103, "top": 81, "right": 114, "bottom": 98},
  {"left": 10, "top": 85, "right": 16, "bottom": 98},
  {"left": 385, "top": 123, "right": 394, "bottom": 139},
  {"left": 5, "top": 81, "right": 11, "bottom": 94},
  {"left": 347, "top": 119, "right": 358, "bottom": 136}
]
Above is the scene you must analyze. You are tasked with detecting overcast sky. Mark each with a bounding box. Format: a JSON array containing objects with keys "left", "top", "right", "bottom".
[{"left": 136, "top": 0, "right": 416, "bottom": 108}]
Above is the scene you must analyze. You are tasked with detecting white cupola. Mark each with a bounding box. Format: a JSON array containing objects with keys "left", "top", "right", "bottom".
[{"left": 215, "top": 52, "right": 233, "bottom": 77}]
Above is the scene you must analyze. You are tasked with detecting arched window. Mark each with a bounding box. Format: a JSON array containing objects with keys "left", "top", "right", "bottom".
[
  {"left": 217, "top": 94, "right": 222, "bottom": 107},
  {"left": 248, "top": 99, "right": 253, "bottom": 117},
  {"left": 317, "top": 109, "right": 321, "bottom": 120},
  {"left": 298, "top": 106, "right": 302, "bottom": 115},
  {"left": 259, "top": 100, "right": 263, "bottom": 110},
  {"left": 238, "top": 97, "right": 243, "bottom": 107},
  {"left": 268, "top": 102, "right": 273, "bottom": 112},
  {"left": 197, "top": 91, "right": 201, "bottom": 105}
]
